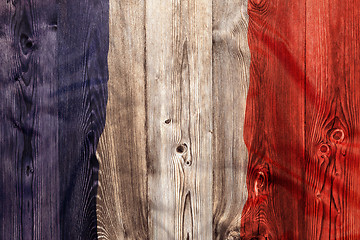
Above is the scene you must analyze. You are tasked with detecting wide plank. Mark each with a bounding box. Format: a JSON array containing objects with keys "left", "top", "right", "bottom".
[
  {"left": 96, "top": 0, "right": 148, "bottom": 239},
  {"left": 146, "top": 0, "right": 213, "bottom": 238},
  {"left": 58, "top": 0, "right": 109, "bottom": 239},
  {"left": 240, "top": 0, "right": 306, "bottom": 238},
  {"left": 0, "top": 0, "right": 109, "bottom": 239},
  {"left": 0, "top": 1, "right": 59, "bottom": 239},
  {"left": 240, "top": 0, "right": 360, "bottom": 238},
  {"left": 305, "top": 0, "right": 360, "bottom": 238}
]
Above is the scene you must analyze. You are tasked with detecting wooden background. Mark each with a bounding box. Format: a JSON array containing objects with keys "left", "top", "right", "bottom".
[
  {"left": 97, "top": 0, "right": 360, "bottom": 238},
  {"left": 240, "top": 0, "right": 360, "bottom": 239},
  {"left": 96, "top": 0, "right": 251, "bottom": 239},
  {"left": 0, "top": 0, "right": 108, "bottom": 239},
  {"left": 3, "top": 0, "right": 358, "bottom": 239}
]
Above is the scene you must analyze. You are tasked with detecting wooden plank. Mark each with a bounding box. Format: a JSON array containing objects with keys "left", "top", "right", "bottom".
[
  {"left": 212, "top": 0, "right": 250, "bottom": 239},
  {"left": 240, "top": 0, "right": 306, "bottom": 238},
  {"left": 96, "top": 0, "right": 148, "bottom": 239},
  {"left": 305, "top": 1, "right": 335, "bottom": 238},
  {"left": 239, "top": 0, "right": 360, "bottom": 238},
  {"left": 58, "top": 0, "right": 109, "bottom": 239},
  {"left": 304, "top": 0, "right": 360, "bottom": 238},
  {"left": 146, "top": 0, "right": 213, "bottom": 238},
  {"left": 0, "top": 0, "right": 109, "bottom": 238},
  {"left": 0, "top": 1, "right": 59, "bottom": 239}
]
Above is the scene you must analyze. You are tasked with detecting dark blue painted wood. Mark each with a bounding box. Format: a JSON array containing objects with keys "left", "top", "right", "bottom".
[
  {"left": 0, "top": 0, "right": 109, "bottom": 239},
  {"left": 58, "top": 0, "right": 109, "bottom": 238}
]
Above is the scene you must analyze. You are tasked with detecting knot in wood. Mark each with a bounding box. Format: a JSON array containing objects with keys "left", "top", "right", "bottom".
[
  {"left": 319, "top": 144, "right": 330, "bottom": 154},
  {"left": 176, "top": 143, "right": 188, "bottom": 154},
  {"left": 26, "top": 165, "right": 34, "bottom": 176},
  {"left": 184, "top": 158, "right": 192, "bottom": 166},
  {"left": 254, "top": 171, "right": 267, "bottom": 195},
  {"left": 330, "top": 129, "right": 345, "bottom": 143},
  {"left": 20, "top": 34, "right": 35, "bottom": 55},
  {"left": 318, "top": 143, "right": 330, "bottom": 158},
  {"left": 316, "top": 192, "right": 321, "bottom": 199}
]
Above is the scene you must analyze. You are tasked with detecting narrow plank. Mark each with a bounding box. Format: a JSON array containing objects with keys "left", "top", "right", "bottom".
[
  {"left": 212, "top": 0, "right": 250, "bottom": 239},
  {"left": 58, "top": 0, "right": 109, "bottom": 239},
  {"left": 0, "top": 1, "right": 26, "bottom": 238},
  {"left": 304, "top": 1, "right": 334, "bottom": 238},
  {"left": 31, "top": 1, "right": 59, "bottom": 239},
  {"left": 305, "top": 0, "right": 360, "bottom": 238},
  {"left": 0, "top": 0, "right": 59, "bottom": 239},
  {"left": 240, "top": 0, "right": 306, "bottom": 238},
  {"left": 96, "top": 0, "right": 148, "bottom": 239},
  {"left": 146, "top": 0, "right": 213, "bottom": 238},
  {"left": 342, "top": 1, "right": 360, "bottom": 237}
]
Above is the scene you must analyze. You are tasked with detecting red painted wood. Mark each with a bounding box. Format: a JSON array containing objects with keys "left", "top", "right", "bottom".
[{"left": 240, "top": 0, "right": 360, "bottom": 239}]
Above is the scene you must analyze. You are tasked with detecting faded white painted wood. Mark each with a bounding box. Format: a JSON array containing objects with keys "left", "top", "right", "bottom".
[
  {"left": 146, "top": 0, "right": 213, "bottom": 239},
  {"left": 97, "top": 0, "right": 250, "bottom": 239}
]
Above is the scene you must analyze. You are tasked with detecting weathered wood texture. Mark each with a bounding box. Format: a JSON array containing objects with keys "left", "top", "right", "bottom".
[
  {"left": 0, "top": 0, "right": 109, "bottom": 239},
  {"left": 304, "top": 0, "right": 360, "bottom": 238},
  {"left": 58, "top": 0, "right": 109, "bottom": 239},
  {"left": 146, "top": 0, "right": 213, "bottom": 239},
  {"left": 212, "top": 0, "right": 250, "bottom": 239},
  {"left": 96, "top": 0, "right": 148, "bottom": 239},
  {"left": 0, "top": 1, "right": 59, "bottom": 239},
  {"left": 240, "top": 0, "right": 306, "bottom": 238},
  {"left": 240, "top": 0, "right": 360, "bottom": 239},
  {"left": 97, "top": 0, "right": 250, "bottom": 239}
]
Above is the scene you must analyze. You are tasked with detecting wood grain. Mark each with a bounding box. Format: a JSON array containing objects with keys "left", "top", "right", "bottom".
[
  {"left": 96, "top": 0, "right": 148, "bottom": 239},
  {"left": 0, "top": 0, "right": 109, "bottom": 239},
  {"left": 96, "top": 0, "right": 251, "bottom": 239},
  {"left": 240, "top": 0, "right": 306, "bottom": 238},
  {"left": 58, "top": 0, "right": 109, "bottom": 238},
  {"left": 145, "top": 0, "right": 213, "bottom": 239},
  {"left": 239, "top": 0, "right": 360, "bottom": 239},
  {"left": 304, "top": 0, "right": 360, "bottom": 238},
  {"left": 212, "top": 0, "right": 250, "bottom": 239},
  {"left": 0, "top": 1, "right": 59, "bottom": 238}
]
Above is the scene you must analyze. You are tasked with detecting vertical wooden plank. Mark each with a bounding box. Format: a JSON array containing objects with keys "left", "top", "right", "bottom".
[
  {"left": 0, "top": 0, "right": 109, "bottom": 238},
  {"left": 212, "top": 0, "right": 250, "bottom": 239},
  {"left": 0, "top": 0, "right": 59, "bottom": 239},
  {"left": 342, "top": 2, "right": 360, "bottom": 237},
  {"left": 304, "top": 1, "right": 333, "bottom": 238},
  {"left": 146, "top": 0, "right": 213, "bottom": 238},
  {"left": 31, "top": 1, "right": 59, "bottom": 239},
  {"left": 305, "top": 0, "right": 360, "bottom": 238},
  {"left": 240, "top": 0, "right": 306, "bottom": 238},
  {"left": 96, "top": 0, "right": 148, "bottom": 239},
  {"left": 0, "top": 1, "right": 26, "bottom": 238},
  {"left": 58, "top": 0, "right": 109, "bottom": 239}
]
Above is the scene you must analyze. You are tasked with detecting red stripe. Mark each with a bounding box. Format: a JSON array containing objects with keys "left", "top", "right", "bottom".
[{"left": 241, "top": 0, "right": 360, "bottom": 238}]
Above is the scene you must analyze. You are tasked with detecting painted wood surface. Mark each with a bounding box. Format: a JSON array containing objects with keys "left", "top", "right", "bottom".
[
  {"left": 240, "top": 0, "right": 306, "bottom": 238},
  {"left": 304, "top": 0, "right": 360, "bottom": 238},
  {"left": 0, "top": 1, "right": 59, "bottom": 239},
  {"left": 3, "top": 0, "right": 359, "bottom": 239},
  {"left": 58, "top": 0, "right": 109, "bottom": 239},
  {"left": 145, "top": 0, "right": 213, "bottom": 239},
  {"left": 240, "top": 0, "right": 360, "bottom": 239},
  {"left": 0, "top": 0, "right": 109, "bottom": 239},
  {"left": 96, "top": 0, "right": 250, "bottom": 239}
]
